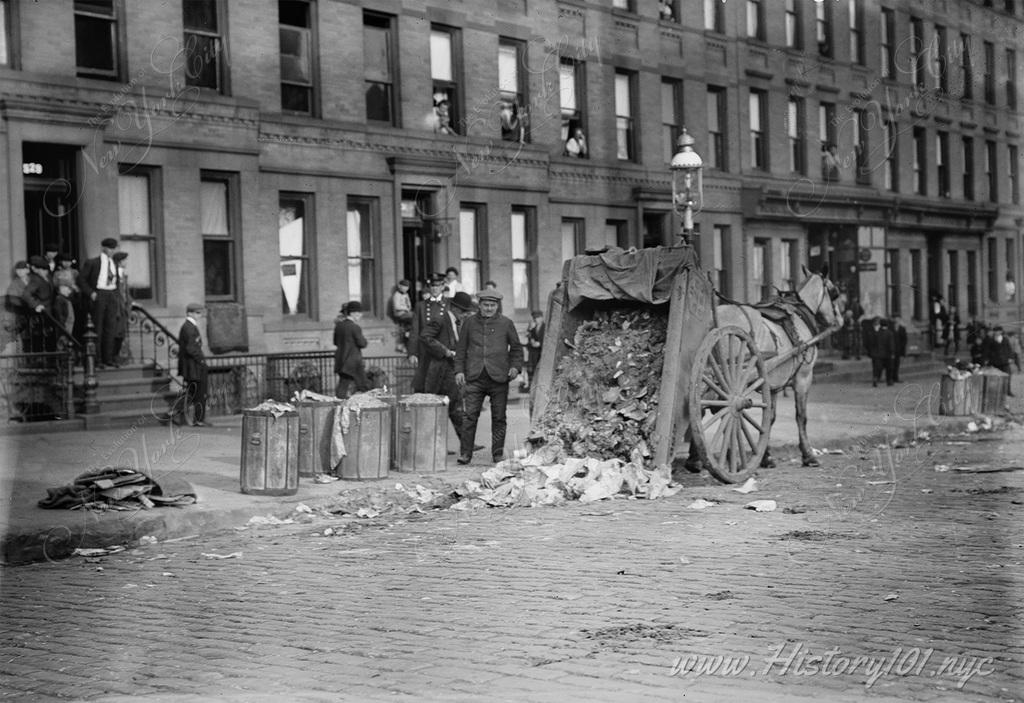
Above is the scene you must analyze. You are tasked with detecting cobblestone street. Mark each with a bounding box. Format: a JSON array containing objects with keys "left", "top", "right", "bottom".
[{"left": 2, "top": 426, "right": 1022, "bottom": 702}]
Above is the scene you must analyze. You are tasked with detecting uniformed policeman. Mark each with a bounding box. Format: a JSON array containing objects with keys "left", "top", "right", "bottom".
[{"left": 407, "top": 273, "right": 448, "bottom": 393}]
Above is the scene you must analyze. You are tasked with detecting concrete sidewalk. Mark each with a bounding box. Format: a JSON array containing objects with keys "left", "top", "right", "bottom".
[{"left": 2, "top": 360, "right": 1017, "bottom": 565}]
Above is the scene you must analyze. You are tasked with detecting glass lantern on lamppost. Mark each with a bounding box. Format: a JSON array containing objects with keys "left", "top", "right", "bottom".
[{"left": 670, "top": 128, "right": 703, "bottom": 246}]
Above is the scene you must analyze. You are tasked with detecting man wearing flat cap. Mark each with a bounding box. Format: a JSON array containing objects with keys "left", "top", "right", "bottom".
[
  {"left": 79, "top": 237, "right": 121, "bottom": 368},
  {"left": 176, "top": 302, "right": 209, "bottom": 426},
  {"left": 421, "top": 291, "right": 477, "bottom": 446},
  {"left": 408, "top": 273, "right": 448, "bottom": 392},
  {"left": 454, "top": 288, "right": 524, "bottom": 464}
]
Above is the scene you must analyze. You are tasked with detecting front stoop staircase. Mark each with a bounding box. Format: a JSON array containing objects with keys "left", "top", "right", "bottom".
[{"left": 75, "top": 363, "right": 181, "bottom": 430}]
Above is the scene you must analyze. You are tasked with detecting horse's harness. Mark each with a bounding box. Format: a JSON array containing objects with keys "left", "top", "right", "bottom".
[{"left": 715, "top": 276, "right": 839, "bottom": 361}]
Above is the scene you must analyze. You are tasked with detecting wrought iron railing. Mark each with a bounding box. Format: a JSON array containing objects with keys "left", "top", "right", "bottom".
[
  {"left": 123, "top": 302, "right": 180, "bottom": 373},
  {"left": 1, "top": 307, "right": 77, "bottom": 422}
]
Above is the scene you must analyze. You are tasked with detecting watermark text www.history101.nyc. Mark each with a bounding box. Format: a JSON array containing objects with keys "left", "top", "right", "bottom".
[{"left": 668, "top": 643, "right": 995, "bottom": 690}]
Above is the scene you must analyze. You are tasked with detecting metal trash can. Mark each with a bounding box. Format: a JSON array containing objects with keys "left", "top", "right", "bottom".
[
  {"left": 338, "top": 400, "right": 392, "bottom": 480},
  {"left": 240, "top": 409, "right": 299, "bottom": 495},
  {"left": 978, "top": 367, "right": 1009, "bottom": 414},
  {"left": 394, "top": 394, "right": 448, "bottom": 472},
  {"left": 939, "top": 374, "right": 983, "bottom": 416},
  {"left": 295, "top": 399, "right": 344, "bottom": 478}
]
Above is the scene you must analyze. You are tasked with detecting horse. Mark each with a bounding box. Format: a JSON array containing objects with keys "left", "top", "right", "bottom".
[{"left": 705, "top": 265, "right": 844, "bottom": 468}]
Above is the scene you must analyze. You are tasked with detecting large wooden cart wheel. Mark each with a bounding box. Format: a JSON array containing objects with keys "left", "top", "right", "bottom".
[{"left": 689, "top": 326, "right": 773, "bottom": 483}]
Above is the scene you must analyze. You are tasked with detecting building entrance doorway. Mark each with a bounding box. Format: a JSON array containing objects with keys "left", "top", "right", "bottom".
[
  {"left": 22, "top": 143, "right": 80, "bottom": 261},
  {"left": 400, "top": 191, "right": 443, "bottom": 295}
]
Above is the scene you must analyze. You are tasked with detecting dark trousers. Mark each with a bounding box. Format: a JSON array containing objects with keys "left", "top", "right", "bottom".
[
  {"left": 183, "top": 368, "right": 208, "bottom": 424},
  {"left": 427, "top": 362, "right": 467, "bottom": 442},
  {"left": 460, "top": 373, "right": 509, "bottom": 459},
  {"left": 335, "top": 370, "right": 370, "bottom": 399},
  {"left": 890, "top": 355, "right": 903, "bottom": 383},
  {"left": 91, "top": 290, "right": 119, "bottom": 365},
  {"left": 871, "top": 357, "right": 892, "bottom": 385},
  {"left": 410, "top": 352, "right": 428, "bottom": 393}
]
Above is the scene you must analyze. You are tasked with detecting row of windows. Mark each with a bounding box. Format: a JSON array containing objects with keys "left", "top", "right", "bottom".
[
  {"left": 117, "top": 165, "right": 540, "bottom": 316},
  {"left": 4, "top": 1, "right": 1023, "bottom": 180},
  {"left": 780, "top": 95, "right": 1021, "bottom": 203},
  {"left": 886, "top": 238, "right": 1016, "bottom": 321}
]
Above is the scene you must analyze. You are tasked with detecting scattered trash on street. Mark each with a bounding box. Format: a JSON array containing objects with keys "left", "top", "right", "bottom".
[
  {"left": 246, "top": 515, "right": 294, "bottom": 526},
  {"left": 731, "top": 478, "right": 758, "bottom": 494},
  {"left": 744, "top": 500, "right": 777, "bottom": 512},
  {"left": 201, "top": 552, "right": 242, "bottom": 559},
  {"left": 687, "top": 498, "right": 718, "bottom": 510},
  {"left": 72, "top": 546, "right": 126, "bottom": 557},
  {"left": 883, "top": 592, "right": 900, "bottom": 601}
]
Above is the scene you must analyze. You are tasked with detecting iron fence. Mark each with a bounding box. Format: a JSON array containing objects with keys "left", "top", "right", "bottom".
[{"left": 204, "top": 351, "right": 415, "bottom": 416}]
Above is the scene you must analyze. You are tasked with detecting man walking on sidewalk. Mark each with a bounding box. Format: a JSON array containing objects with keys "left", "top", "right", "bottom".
[
  {"left": 890, "top": 316, "right": 908, "bottom": 383},
  {"left": 421, "top": 291, "right": 476, "bottom": 447},
  {"left": 454, "top": 289, "right": 523, "bottom": 464}
]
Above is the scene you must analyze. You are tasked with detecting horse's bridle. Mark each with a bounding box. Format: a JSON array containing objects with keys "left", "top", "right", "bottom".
[{"left": 815, "top": 274, "right": 842, "bottom": 330}]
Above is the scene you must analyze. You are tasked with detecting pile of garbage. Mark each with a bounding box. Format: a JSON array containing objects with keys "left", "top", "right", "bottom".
[
  {"left": 529, "top": 308, "right": 668, "bottom": 466},
  {"left": 38, "top": 467, "right": 196, "bottom": 511},
  {"left": 455, "top": 452, "right": 681, "bottom": 507},
  {"left": 945, "top": 359, "right": 981, "bottom": 380}
]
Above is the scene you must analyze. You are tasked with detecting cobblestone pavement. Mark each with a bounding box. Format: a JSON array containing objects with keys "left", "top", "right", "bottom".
[{"left": 1, "top": 425, "right": 1022, "bottom": 702}]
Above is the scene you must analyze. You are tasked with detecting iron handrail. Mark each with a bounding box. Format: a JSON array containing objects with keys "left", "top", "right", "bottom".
[{"left": 130, "top": 302, "right": 180, "bottom": 347}]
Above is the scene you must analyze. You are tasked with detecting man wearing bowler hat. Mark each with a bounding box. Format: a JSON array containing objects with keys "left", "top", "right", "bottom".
[
  {"left": 79, "top": 237, "right": 122, "bottom": 368},
  {"left": 454, "top": 288, "right": 523, "bottom": 464},
  {"left": 421, "top": 291, "right": 478, "bottom": 448}
]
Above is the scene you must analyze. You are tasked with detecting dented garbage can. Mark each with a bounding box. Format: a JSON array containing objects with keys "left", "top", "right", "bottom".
[
  {"left": 295, "top": 399, "right": 344, "bottom": 478},
  {"left": 978, "top": 367, "right": 1009, "bottom": 414},
  {"left": 394, "top": 394, "right": 448, "bottom": 472},
  {"left": 338, "top": 396, "right": 392, "bottom": 480},
  {"left": 240, "top": 409, "right": 299, "bottom": 495}
]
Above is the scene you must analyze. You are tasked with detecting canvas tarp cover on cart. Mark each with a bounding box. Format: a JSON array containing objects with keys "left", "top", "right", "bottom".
[
  {"left": 565, "top": 246, "right": 701, "bottom": 311},
  {"left": 531, "top": 245, "right": 714, "bottom": 467}
]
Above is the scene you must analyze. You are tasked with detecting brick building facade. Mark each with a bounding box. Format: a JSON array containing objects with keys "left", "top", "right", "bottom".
[{"left": 1, "top": 0, "right": 1022, "bottom": 354}]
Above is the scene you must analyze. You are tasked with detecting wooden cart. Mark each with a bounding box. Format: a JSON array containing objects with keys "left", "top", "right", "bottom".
[{"left": 530, "top": 246, "right": 831, "bottom": 484}]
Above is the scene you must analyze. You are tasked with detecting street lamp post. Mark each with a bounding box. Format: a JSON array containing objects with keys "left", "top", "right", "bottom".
[{"left": 670, "top": 128, "right": 703, "bottom": 246}]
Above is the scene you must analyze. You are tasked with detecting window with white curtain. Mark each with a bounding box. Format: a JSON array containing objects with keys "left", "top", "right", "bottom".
[
  {"left": 346, "top": 198, "right": 377, "bottom": 313},
  {"left": 118, "top": 168, "right": 160, "bottom": 301},
  {"left": 561, "top": 218, "right": 584, "bottom": 261},
  {"left": 279, "top": 0, "right": 316, "bottom": 115},
  {"left": 511, "top": 207, "right": 534, "bottom": 310},
  {"left": 279, "top": 194, "right": 313, "bottom": 317},
  {"left": 615, "top": 71, "right": 635, "bottom": 161},
  {"left": 0, "top": 0, "right": 11, "bottom": 67},
  {"left": 201, "top": 172, "right": 236, "bottom": 299},
  {"left": 498, "top": 39, "right": 528, "bottom": 143},
  {"left": 430, "top": 26, "right": 460, "bottom": 134},
  {"left": 459, "top": 206, "right": 483, "bottom": 294}
]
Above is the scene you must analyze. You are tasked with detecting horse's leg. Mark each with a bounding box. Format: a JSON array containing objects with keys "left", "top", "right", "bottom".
[
  {"left": 760, "top": 389, "right": 779, "bottom": 468},
  {"left": 794, "top": 367, "right": 819, "bottom": 466}
]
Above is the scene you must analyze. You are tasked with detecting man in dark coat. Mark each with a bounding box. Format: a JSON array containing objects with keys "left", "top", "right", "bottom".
[
  {"left": 866, "top": 317, "right": 894, "bottom": 387},
  {"left": 421, "top": 291, "right": 477, "bottom": 447},
  {"left": 22, "top": 256, "right": 56, "bottom": 353},
  {"left": 454, "top": 289, "right": 524, "bottom": 464},
  {"left": 333, "top": 301, "right": 370, "bottom": 397},
  {"left": 177, "top": 302, "right": 209, "bottom": 426},
  {"left": 407, "top": 274, "right": 448, "bottom": 393},
  {"left": 983, "top": 326, "right": 1016, "bottom": 396},
  {"left": 78, "top": 237, "right": 121, "bottom": 368},
  {"left": 890, "top": 316, "right": 908, "bottom": 383}
]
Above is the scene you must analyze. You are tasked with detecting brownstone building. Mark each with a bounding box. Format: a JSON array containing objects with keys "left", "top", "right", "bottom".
[{"left": 1, "top": 0, "right": 1022, "bottom": 355}]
